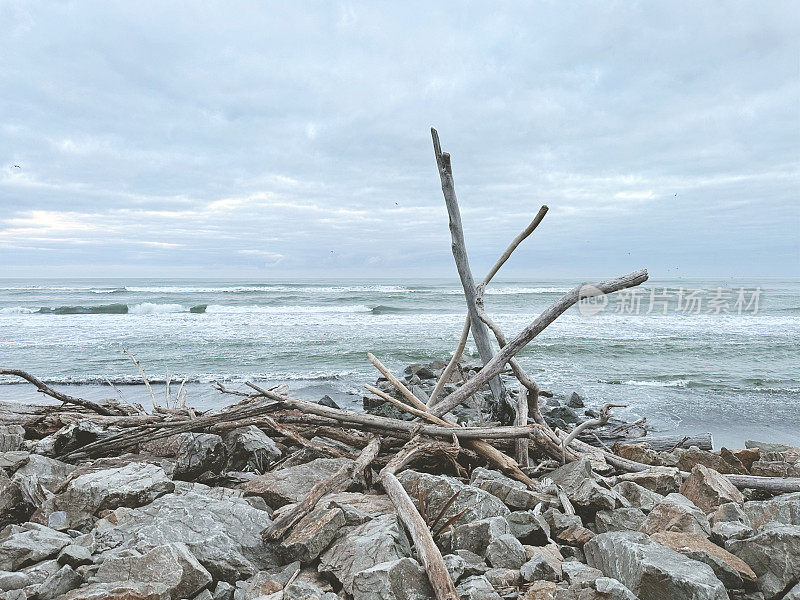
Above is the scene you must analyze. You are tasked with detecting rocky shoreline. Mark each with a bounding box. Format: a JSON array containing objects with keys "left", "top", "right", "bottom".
[{"left": 0, "top": 360, "right": 799, "bottom": 600}]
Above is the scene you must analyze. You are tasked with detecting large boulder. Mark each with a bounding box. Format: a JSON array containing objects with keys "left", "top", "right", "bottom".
[
  {"left": 595, "top": 508, "right": 646, "bottom": 534},
  {"left": 397, "top": 470, "right": 509, "bottom": 525},
  {"left": 95, "top": 542, "right": 212, "bottom": 600},
  {"left": 676, "top": 447, "right": 748, "bottom": 475},
  {"left": 506, "top": 510, "right": 550, "bottom": 546},
  {"left": 485, "top": 533, "right": 526, "bottom": 569},
  {"left": 617, "top": 466, "right": 682, "bottom": 495},
  {"left": 36, "top": 564, "right": 83, "bottom": 600},
  {"left": 584, "top": 531, "right": 728, "bottom": 600},
  {"left": 455, "top": 575, "right": 502, "bottom": 600},
  {"left": 223, "top": 426, "right": 281, "bottom": 473},
  {"left": 0, "top": 523, "right": 71, "bottom": 571},
  {"left": 93, "top": 490, "right": 275, "bottom": 582},
  {"left": 679, "top": 465, "right": 744, "bottom": 514},
  {"left": 11, "top": 454, "right": 75, "bottom": 492},
  {"left": 469, "top": 467, "right": 552, "bottom": 511},
  {"left": 241, "top": 458, "right": 353, "bottom": 508},
  {"left": 318, "top": 514, "right": 412, "bottom": 595},
  {"left": 173, "top": 433, "right": 226, "bottom": 480},
  {"left": 727, "top": 523, "right": 800, "bottom": 599},
  {"left": 351, "top": 557, "right": 433, "bottom": 600},
  {"left": 612, "top": 481, "right": 663, "bottom": 513},
  {"left": 280, "top": 506, "right": 346, "bottom": 563},
  {"left": 641, "top": 493, "right": 712, "bottom": 538},
  {"left": 450, "top": 517, "right": 510, "bottom": 556},
  {"left": 742, "top": 492, "right": 800, "bottom": 529},
  {"left": 543, "top": 460, "right": 626, "bottom": 518},
  {"left": 35, "top": 462, "right": 174, "bottom": 529},
  {"left": 651, "top": 531, "right": 757, "bottom": 589}
]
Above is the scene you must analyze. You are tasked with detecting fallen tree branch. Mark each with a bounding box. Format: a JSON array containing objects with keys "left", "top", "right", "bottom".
[
  {"left": 0, "top": 368, "right": 119, "bottom": 416},
  {"left": 431, "top": 269, "right": 649, "bottom": 418}
]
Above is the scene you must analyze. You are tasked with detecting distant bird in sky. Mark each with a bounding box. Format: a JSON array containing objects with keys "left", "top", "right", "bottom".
[{"left": 12, "top": 165, "right": 20, "bottom": 169}]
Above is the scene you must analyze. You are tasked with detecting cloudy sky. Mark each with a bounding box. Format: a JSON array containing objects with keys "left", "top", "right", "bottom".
[{"left": 1, "top": 1, "right": 797, "bottom": 279}]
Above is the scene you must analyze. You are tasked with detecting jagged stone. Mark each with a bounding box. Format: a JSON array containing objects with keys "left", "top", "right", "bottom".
[
  {"left": 595, "top": 508, "right": 646, "bottom": 533},
  {"left": 727, "top": 523, "right": 800, "bottom": 600},
  {"left": 173, "top": 433, "right": 226, "bottom": 480},
  {"left": 470, "top": 467, "right": 552, "bottom": 511},
  {"left": 241, "top": 458, "right": 353, "bottom": 508},
  {"left": 742, "top": 492, "right": 800, "bottom": 529},
  {"left": 57, "top": 544, "right": 93, "bottom": 568},
  {"left": 544, "top": 460, "right": 626, "bottom": 518},
  {"left": 223, "top": 426, "right": 281, "bottom": 473},
  {"left": 617, "top": 466, "right": 681, "bottom": 495},
  {"left": 0, "top": 474, "right": 26, "bottom": 529},
  {"left": 585, "top": 531, "right": 728, "bottom": 600},
  {"left": 784, "top": 582, "right": 800, "bottom": 600},
  {"left": 33, "top": 421, "right": 106, "bottom": 456},
  {"left": 398, "top": 470, "right": 509, "bottom": 526},
  {"left": 442, "top": 554, "right": 466, "bottom": 583},
  {"left": 0, "top": 523, "right": 71, "bottom": 571},
  {"left": 651, "top": 531, "right": 756, "bottom": 589},
  {"left": 750, "top": 459, "right": 800, "bottom": 478},
  {"left": 60, "top": 581, "right": 171, "bottom": 599},
  {"left": 455, "top": 575, "right": 501, "bottom": 600},
  {"left": 676, "top": 447, "right": 748, "bottom": 475},
  {"left": 0, "top": 426, "right": 24, "bottom": 453},
  {"left": 554, "top": 576, "right": 639, "bottom": 600},
  {"left": 281, "top": 506, "right": 345, "bottom": 563},
  {"left": 0, "top": 451, "right": 29, "bottom": 473},
  {"left": 485, "top": 533, "right": 526, "bottom": 569},
  {"left": 212, "top": 581, "right": 234, "bottom": 600},
  {"left": 710, "top": 502, "right": 751, "bottom": 528},
  {"left": 640, "top": 493, "right": 711, "bottom": 538},
  {"left": 93, "top": 490, "right": 275, "bottom": 582},
  {"left": 35, "top": 462, "right": 174, "bottom": 529},
  {"left": 542, "top": 509, "right": 582, "bottom": 537},
  {"left": 95, "top": 542, "right": 211, "bottom": 599},
  {"left": 452, "top": 550, "right": 489, "bottom": 576},
  {"left": 11, "top": 454, "right": 75, "bottom": 492},
  {"left": 484, "top": 567, "right": 521, "bottom": 588},
  {"left": 615, "top": 443, "right": 661, "bottom": 466},
  {"left": 0, "top": 571, "right": 29, "bottom": 593},
  {"left": 451, "top": 517, "right": 510, "bottom": 556},
  {"left": 36, "top": 564, "right": 83, "bottom": 600},
  {"left": 507, "top": 510, "right": 550, "bottom": 545},
  {"left": 557, "top": 524, "right": 595, "bottom": 547},
  {"left": 283, "top": 580, "right": 338, "bottom": 600},
  {"left": 560, "top": 561, "right": 603, "bottom": 586},
  {"left": 318, "top": 514, "right": 411, "bottom": 595},
  {"left": 679, "top": 464, "right": 744, "bottom": 514},
  {"left": 611, "top": 481, "right": 663, "bottom": 513},
  {"left": 521, "top": 554, "right": 559, "bottom": 582}
]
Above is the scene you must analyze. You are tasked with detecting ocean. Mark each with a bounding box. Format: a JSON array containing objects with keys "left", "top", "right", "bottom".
[{"left": 0, "top": 278, "right": 797, "bottom": 449}]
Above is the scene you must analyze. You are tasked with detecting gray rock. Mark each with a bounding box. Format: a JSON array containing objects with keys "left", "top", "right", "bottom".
[
  {"left": 33, "top": 421, "right": 105, "bottom": 456},
  {"left": 742, "top": 492, "right": 800, "bottom": 529},
  {"left": 612, "top": 481, "right": 663, "bottom": 513},
  {"left": 520, "top": 554, "right": 559, "bottom": 582},
  {"left": 567, "top": 392, "right": 584, "bottom": 408},
  {"left": 710, "top": 502, "right": 751, "bottom": 527},
  {"left": 0, "top": 451, "right": 29, "bottom": 473},
  {"left": 56, "top": 581, "right": 171, "bottom": 599},
  {"left": 12, "top": 455, "right": 75, "bottom": 492},
  {"left": 442, "top": 554, "right": 467, "bottom": 583},
  {"left": 318, "top": 514, "right": 412, "bottom": 595},
  {"left": 455, "top": 575, "right": 501, "bottom": 600},
  {"left": 35, "top": 564, "right": 83, "bottom": 600},
  {"left": 212, "top": 581, "right": 235, "bottom": 600},
  {"left": 544, "top": 460, "right": 626, "bottom": 518},
  {"left": 95, "top": 542, "right": 212, "bottom": 599},
  {"left": 318, "top": 395, "right": 340, "bottom": 409},
  {"left": 451, "top": 517, "right": 510, "bottom": 556},
  {"left": 547, "top": 405, "right": 580, "bottom": 424},
  {"left": 93, "top": 490, "right": 275, "bottom": 582},
  {"left": 351, "top": 557, "right": 434, "bottom": 600},
  {"left": 640, "top": 493, "right": 712, "bottom": 538},
  {"left": 452, "top": 550, "right": 489, "bottom": 576},
  {"left": 18, "top": 558, "right": 60, "bottom": 585},
  {"left": 506, "top": 510, "right": 550, "bottom": 545},
  {"left": 0, "top": 523, "right": 71, "bottom": 571},
  {"left": 398, "top": 471, "right": 509, "bottom": 526},
  {"left": 585, "top": 530, "right": 727, "bottom": 600},
  {"left": 543, "top": 508, "right": 583, "bottom": 536},
  {"left": 727, "top": 523, "right": 800, "bottom": 599},
  {"left": 555, "top": 576, "right": 639, "bottom": 600},
  {"left": 193, "top": 590, "right": 214, "bottom": 600},
  {"left": 174, "top": 433, "right": 226, "bottom": 480},
  {"left": 57, "top": 544, "right": 92, "bottom": 568},
  {"left": 485, "top": 533, "right": 526, "bottom": 569},
  {"left": 595, "top": 508, "right": 646, "bottom": 534},
  {"left": 0, "top": 474, "right": 26, "bottom": 529},
  {"left": 36, "top": 462, "right": 174, "bottom": 529},
  {"left": 0, "top": 571, "right": 29, "bottom": 593},
  {"left": 223, "top": 426, "right": 281, "bottom": 473},
  {"left": 617, "top": 466, "right": 682, "bottom": 495},
  {"left": 281, "top": 506, "right": 345, "bottom": 563},
  {"left": 0, "top": 426, "right": 24, "bottom": 453},
  {"left": 283, "top": 580, "right": 338, "bottom": 600},
  {"left": 484, "top": 567, "right": 521, "bottom": 588},
  {"left": 469, "top": 467, "right": 552, "bottom": 511},
  {"left": 561, "top": 561, "right": 603, "bottom": 586},
  {"left": 784, "top": 581, "right": 800, "bottom": 600},
  {"left": 242, "top": 458, "right": 353, "bottom": 508}
]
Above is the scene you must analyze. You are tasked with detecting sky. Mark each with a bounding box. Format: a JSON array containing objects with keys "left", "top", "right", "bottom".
[{"left": 1, "top": 1, "right": 798, "bottom": 279}]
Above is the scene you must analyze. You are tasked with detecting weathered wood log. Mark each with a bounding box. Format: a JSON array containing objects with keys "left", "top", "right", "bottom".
[
  {"left": 515, "top": 386, "right": 529, "bottom": 467},
  {"left": 0, "top": 369, "right": 121, "bottom": 416},
  {"left": 381, "top": 438, "right": 458, "bottom": 600},
  {"left": 431, "top": 269, "right": 649, "bottom": 418},
  {"left": 431, "top": 127, "right": 506, "bottom": 416},
  {"left": 262, "top": 436, "right": 381, "bottom": 541},
  {"left": 643, "top": 434, "right": 713, "bottom": 452}
]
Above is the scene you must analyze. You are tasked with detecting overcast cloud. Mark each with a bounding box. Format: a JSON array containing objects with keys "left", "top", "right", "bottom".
[{"left": 1, "top": 1, "right": 797, "bottom": 278}]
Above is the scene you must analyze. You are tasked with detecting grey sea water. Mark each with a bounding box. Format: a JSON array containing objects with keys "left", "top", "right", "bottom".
[{"left": 0, "top": 278, "right": 797, "bottom": 448}]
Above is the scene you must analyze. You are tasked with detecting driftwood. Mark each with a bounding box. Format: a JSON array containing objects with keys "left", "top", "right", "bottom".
[
  {"left": 431, "top": 128, "right": 506, "bottom": 416},
  {"left": 431, "top": 269, "right": 649, "bottom": 419},
  {"left": 380, "top": 438, "right": 458, "bottom": 600},
  {"left": 515, "top": 386, "right": 529, "bottom": 467},
  {"left": 0, "top": 369, "right": 120, "bottom": 416},
  {"left": 263, "top": 435, "right": 381, "bottom": 541}
]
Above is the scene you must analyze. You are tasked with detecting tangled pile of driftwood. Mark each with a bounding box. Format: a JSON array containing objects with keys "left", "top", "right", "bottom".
[{"left": 2, "top": 130, "right": 799, "bottom": 600}]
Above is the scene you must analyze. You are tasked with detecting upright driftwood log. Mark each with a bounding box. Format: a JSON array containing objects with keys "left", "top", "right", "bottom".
[{"left": 431, "top": 128, "right": 506, "bottom": 417}]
